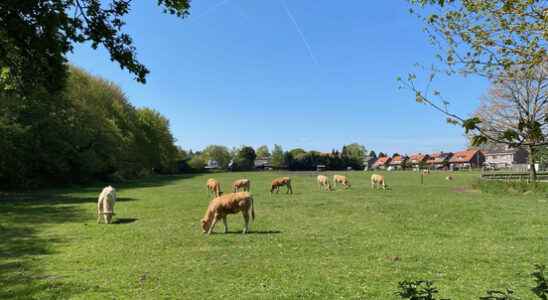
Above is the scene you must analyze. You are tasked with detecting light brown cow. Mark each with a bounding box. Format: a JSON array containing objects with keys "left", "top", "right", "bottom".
[
  {"left": 206, "top": 178, "right": 222, "bottom": 198},
  {"left": 97, "top": 185, "right": 116, "bottom": 224},
  {"left": 371, "top": 174, "right": 387, "bottom": 190},
  {"left": 201, "top": 192, "right": 255, "bottom": 234},
  {"left": 422, "top": 169, "right": 430, "bottom": 175},
  {"left": 317, "top": 175, "right": 332, "bottom": 191},
  {"left": 333, "top": 175, "right": 351, "bottom": 189},
  {"left": 232, "top": 179, "right": 251, "bottom": 192},
  {"left": 270, "top": 177, "right": 293, "bottom": 194}
]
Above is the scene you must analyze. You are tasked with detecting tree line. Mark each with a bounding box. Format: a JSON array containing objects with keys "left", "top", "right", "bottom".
[
  {"left": 0, "top": 67, "right": 181, "bottom": 188},
  {"left": 181, "top": 143, "right": 373, "bottom": 172}
]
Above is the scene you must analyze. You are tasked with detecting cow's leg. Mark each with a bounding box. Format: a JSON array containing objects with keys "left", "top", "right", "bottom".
[
  {"left": 223, "top": 216, "right": 228, "bottom": 234},
  {"left": 207, "top": 215, "right": 220, "bottom": 234},
  {"left": 105, "top": 213, "right": 112, "bottom": 224},
  {"left": 97, "top": 203, "right": 102, "bottom": 224},
  {"left": 242, "top": 211, "right": 250, "bottom": 234}
]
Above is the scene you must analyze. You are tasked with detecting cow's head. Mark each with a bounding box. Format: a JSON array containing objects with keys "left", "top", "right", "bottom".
[{"left": 201, "top": 218, "right": 210, "bottom": 233}]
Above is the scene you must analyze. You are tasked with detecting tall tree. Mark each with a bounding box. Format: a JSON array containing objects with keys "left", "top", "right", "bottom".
[
  {"left": 341, "top": 143, "right": 366, "bottom": 169},
  {"left": 271, "top": 144, "right": 285, "bottom": 169},
  {"left": 401, "top": 0, "right": 547, "bottom": 181},
  {"left": 234, "top": 146, "right": 257, "bottom": 171},
  {"left": 473, "top": 63, "right": 547, "bottom": 179},
  {"left": 256, "top": 145, "right": 271, "bottom": 158},
  {"left": 202, "top": 145, "right": 231, "bottom": 169},
  {"left": 0, "top": 1, "right": 191, "bottom": 95}
]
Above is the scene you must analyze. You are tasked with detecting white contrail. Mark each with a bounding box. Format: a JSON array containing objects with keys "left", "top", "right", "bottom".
[
  {"left": 280, "top": 0, "right": 319, "bottom": 67},
  {"left": 192, "top": 0, "right": 232, "bottom": 21}
]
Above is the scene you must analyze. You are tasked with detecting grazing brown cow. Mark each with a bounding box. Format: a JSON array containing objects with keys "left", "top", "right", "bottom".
[
  {"left": 232, "top": 179, "right": 251, "bottom": 192},
  {"left": 201, "top": 192, "right": 255, "bottom": 234},
  {"left": 206, "top": 178, "right": 222, "bottom": 198},
  {"left": 270, "top": 177, "right": 293, "bottom": 194},
  {"left": 333, "top": 175, "right": 351, "bottom": 189},
  {"left": 371, "top": 174, "right": 387, "bottom": 190},
  {"left": 446, "top": 175, "right": 453, "bottom": 181},
  {"left": 97, "top": 186, "right": 116, "bottom": 224},
  {"left": 317, "top": 175, "right": 332, "bottom": 191}
]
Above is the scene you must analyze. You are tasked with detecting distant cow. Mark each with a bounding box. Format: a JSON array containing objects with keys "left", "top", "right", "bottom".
[
  {"left": 333, "top": 175, "right": 351, "bottom": 189},
  {"left": 232, "top": 179, "right": 251, "bottom": 192},
  {"left": 371, "top": 174, "right": 387, "bottom": 190},
  {"left": 422, "top": 169, "right": 430, "bottom": 175},
  {"left": 206, "top": 178, "right": 222, "bottom": 198},
  {"left": 317, "top": 175, "right": 332, "bottom": 191},
  {"left": 271, "top": 177, "right": 293, "bottom": 194},
  {"left": 446, "top": 175, "right": 453, "bottom": 181},
  {"left": 97, "top": 186, "right": 116, "bottom": 224},
  {"left": 201, "top": 192, "right": 255, "bottom": 234}
]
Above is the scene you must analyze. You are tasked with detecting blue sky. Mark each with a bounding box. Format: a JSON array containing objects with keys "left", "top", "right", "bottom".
[{"left": 68, "top": 1, "right": 489, "bottom": 155}]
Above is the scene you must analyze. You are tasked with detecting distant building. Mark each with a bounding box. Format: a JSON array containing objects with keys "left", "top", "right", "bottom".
[
  {"left": 426, "top": 152, "right": 453, "bottom": 170},
  {"left": 388, "top": 155, "right": 408, "bottom": 170},
  {"left": 409, "top": 153, "right": 430, "bottom": 169},
  {"left": 372, "top": 156, "right": 391, "bottom": 169},
  {"left": 362, "top": 155, "right": 377, "bottom": 170},
  {"left": 254, "top": 157, "right": 273, "bottom": 170},
  {"left": 205, "top": 159, "right": 221, "bottom": 170},
  {"left": 449, "top": 149, "right": 485, "bottom": 170},
  {"left": 483, "top": 144, "right": 528, "bottom": 169}
]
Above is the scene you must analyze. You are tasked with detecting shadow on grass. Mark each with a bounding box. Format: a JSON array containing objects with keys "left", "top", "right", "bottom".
[
  {"left": 112, "top": 218, "right": 138, "bottom": 225},
  {"left": 0, "top": 191, "right": 143, "bottom": 298},
  {"left": 212, "top": 230, "right": 282, "bottom": 235}
]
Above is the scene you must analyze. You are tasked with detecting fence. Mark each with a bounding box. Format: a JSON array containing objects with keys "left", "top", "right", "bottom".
[{"left": 480, "top": 170, "right": 548, "bottom": 181}]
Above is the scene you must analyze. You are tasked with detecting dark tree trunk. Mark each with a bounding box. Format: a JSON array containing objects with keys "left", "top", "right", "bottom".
[{"left": 528, "top": 145, "right": 537, "bottom": 183}]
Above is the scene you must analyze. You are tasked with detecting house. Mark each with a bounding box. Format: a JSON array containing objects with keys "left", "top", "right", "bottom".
[
  {"left": 254, "top": 157, "right": 273, "bottom": 170},
  {"left": 372, "top": 156, "right": 391, "bottom": 169},
  {"left": 388, "top": 155, "right": 408, "bottom": 170},
  {"left": 362, "top": 155, "right": 377, "bottom": 170},
  {"left": 483, "top": 144, "right": 528, "bottom": 169},
  {"left": 205, "top": 159, "right": 221, "bottom": 170},
  {"left": 449, "top": 149, "right": 485, "bottom": 170},
  {"left": 426, "top": 152, "right": 453, "bottom": 170},
  {"left": 409, "top": 153, "right": 430, "bottom": 169}
]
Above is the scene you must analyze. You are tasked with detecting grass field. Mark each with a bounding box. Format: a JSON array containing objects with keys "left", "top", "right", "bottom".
[{"left": 1, "top": 171, "right": 547, "bottom": 299}]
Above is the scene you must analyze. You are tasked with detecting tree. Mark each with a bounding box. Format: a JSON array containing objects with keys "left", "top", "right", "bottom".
[
  {"left": 392, "top": 153, "right": 401, "bottom": 158},
  {"left": 271, "top": 144, "right": 286, "bottom": 169},
  {"left": 0, "top": 1, "right": 191, "bottom": 96},
  {"left": 378, "top": 152, "right": 387, "bottom": 158},
  {"left": 368, "top": 150, "right": 377, "bottom": 159},
  {"left": 256, "top": 145, "right": 271, "bottom": 158},
  {"left": 233, "top": 146, "right": 256, "bottom": 171},
  {"left": 341, "top": 143, "right": 366, "bottom": 169},
  {"left": 202, "top": 145, "right": 231, "bottom": 169},
  {"left": 0, "top": 66, "right": 181, "bottom": 187},
  {"left": 401, "top": 0, "right": 547, "bottom": 181},
  {"left": 474, "top": 63, "right": 547, "bottom": 180}
]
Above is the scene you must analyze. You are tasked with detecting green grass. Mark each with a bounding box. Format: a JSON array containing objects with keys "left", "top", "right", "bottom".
[{"left": 1, "top": 171, "right": 547, "bottom": 299}]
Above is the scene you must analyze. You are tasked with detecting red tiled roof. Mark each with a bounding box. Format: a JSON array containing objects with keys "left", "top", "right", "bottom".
[
  {"left": 449, "top": 149, "right": 480, "bottom": 163},
  {"left": 373, "top": 156, "right": 391, "bottom": 166},
  {"left": 409, "top": 153, "right": 429, "bottom": 163},
  {"left": 389, "top": 155, "right": 407, "bottom": 165},
  {"left": 426, "top": 152, "right": 453, "bottom": 164}
]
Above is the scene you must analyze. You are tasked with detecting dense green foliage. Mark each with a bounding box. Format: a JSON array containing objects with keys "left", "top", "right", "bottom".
[
  {"left": 232, "top": 145, "right": 257, "bottom": 171},
  {"left": 0, "top": 0, "right": 191, "bottom": 96},
  {"left": 1, "top": 171, "right": 546, "bottom": 298},
  {"left": 0, "top": 67, "right": 179, "bottom": 188}
]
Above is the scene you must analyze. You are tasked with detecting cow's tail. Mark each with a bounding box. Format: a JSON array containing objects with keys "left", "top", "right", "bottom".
[{"left": 249, "top": 195, "right": 255, "bottom": 221}]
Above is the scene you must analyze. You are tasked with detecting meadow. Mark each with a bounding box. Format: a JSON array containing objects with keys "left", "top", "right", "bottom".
[{"left": 1, "top": 171, "right": 547, "bottom": 299}]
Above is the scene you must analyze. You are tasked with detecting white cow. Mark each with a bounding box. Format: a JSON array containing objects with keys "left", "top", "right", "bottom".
[{"left": 97, "top": 186, "right": 116, "bottom": 224}]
